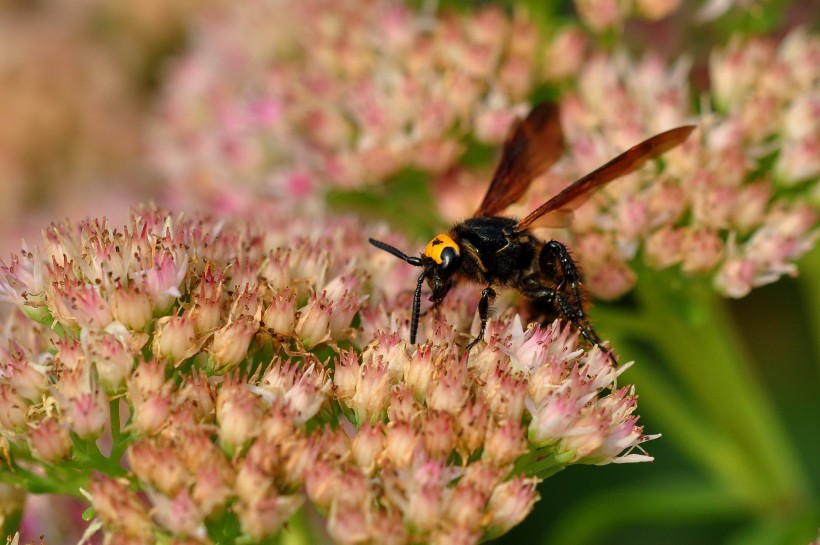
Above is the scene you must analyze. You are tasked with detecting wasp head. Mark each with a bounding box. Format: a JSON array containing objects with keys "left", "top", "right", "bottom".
[
  {"left": 422, "top": 233, "right": 461, "bottom": 304},
  {"left": 369, "top": 234, "right": 462, "bottom": 345}
]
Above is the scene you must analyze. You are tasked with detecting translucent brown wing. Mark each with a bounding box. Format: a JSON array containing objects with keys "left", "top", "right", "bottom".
[
  {"left": 474, "top": 101, "right": 565, "bottom": 218},
  {"left": 516, "top": 125, "right": 696, "bottom": 231}
]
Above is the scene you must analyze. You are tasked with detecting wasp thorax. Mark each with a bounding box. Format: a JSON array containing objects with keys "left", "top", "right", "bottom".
[{"left": 424, "top": 234, "right": 460, "bottom": 271}]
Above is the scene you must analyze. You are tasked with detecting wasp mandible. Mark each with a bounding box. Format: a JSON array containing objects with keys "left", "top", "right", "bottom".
[{"left": 370, "top": 102, "right": 695, "bottom": 363}]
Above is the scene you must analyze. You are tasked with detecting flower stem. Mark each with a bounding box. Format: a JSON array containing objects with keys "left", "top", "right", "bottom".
[{"left": 595, "top": 267, "right": 811, "bottom": 510}]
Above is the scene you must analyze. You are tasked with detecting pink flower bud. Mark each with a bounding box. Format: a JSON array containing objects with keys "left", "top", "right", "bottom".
[
  {"left": 262, "top": 290, "right": 298, "bottom": 337},
  {"left": 295, "top": 292, "right": 332, "bottom": 348},
  {"left": 216, "top": 379, "right": 263, "bottom": 450},
  {"left": 486, "top": 476, "right": 540, "bottom": 536},
  {"left": 304, "top": 460, "right": 342, "bottom": 510},
  {"left": 51, "top": 281, "right": 114, "bottom": 330},
  {"left": 351, "top": 422, "right": 384, "bottom": 474},
  {"left": 327, "top": 499, "right": 370, "bottom": 545},
  {"left": 0, "top": 385, "right": 27, "bottom": 431},
  {"left": 482, "top": 368, "right": 526, "bottom": 421},
  {"left": 333, "top": 349, "right": 360, "bottom": 402},
  {"left": 430, "top": 525, "right": 481, "bottom": 545},
  {"left": 543, "top": 27, "right": 587, "bottom": 81},
  {"left": 111, "top": 283, "right": 153, "bottom": 331},
  {"left": 645, "top": 227, "right": 685, "bottom": 269},
  {"left": 387, "top": 384, "right": 419, "bottom": 423},
  {"left": 211, "top": 315, "right": 258, "bottom": 372},
  {"left": 87, "top": 332, "right": 135, "bottom": 391},
  {"left": 150, "top": 488, "right": 203, "bottom": 536},
  {"left": 558, "top": 412, "right": 607, "bottom": 461},
  {"left": 585, "top": 259, "right": 637, "bottom": 300},
  {"left": 384, "top": 421, "right": 420, "bottom": 469},
  {"left": 423, "top": 411, "right": 456, "bottom": 459},
  {"left": 404, "top": 343, "right": 436, "bottom": 399},
  {"left": 140, "top": 250, "right": 187, "bottom": 313},
  {"left": 455, "top": 398, "right": 489, "bottom": 458},
  {"left": 259, "top": 249, "right": 291, "bottom": 292},
  {"left": 285, "top": 364, "right": 330, "bottom": 425},
  {"left": 192, "top": 266, "right": 224, "bottom": 334},
  {"left": 89, "top": 475, "right": 153, "bottom": 539},
  {"left": 133, "top": 393, "right": 172, "bottom": 435},
  {"left": 427, "top": 356, "right": 468, "bottom": 414},
  {"left": 7, "top": 355, "right": 48, "bottom": 402},
  {"left": 445, "top": 481, "right": 487, "bottom": 529},
  {"left": 65, "top": 389, "right": 109, "bottom": 438},
  {"left": 28, "top": 418, "right": 72, "bottom": 462},
  {"left": 237, "top": 492, "right": 303, "bottom": 541},
  {"left": 129, "top": 358, "right": 168, "bottom": 400},
  {"left": 177, "top": 371, "right": 215, "bottom": 422},
  {"left": 153, "top": 311, "right": 199, "bottom": 363},
  {"left": 528, "top": 394, "right": 580, "bottom": 446},
  {"left": 192, "top": 463, "right": 233, "bottom": 516},
  {"left": 682, "top": 229, "right": 724, "bottom": 274},
  {"left": 352, "top": 360, "right": 390, "bottom": 422},
  {"left": 227, "top": 258, "right": 260, "bottom": 294},
  {"left": 483, "top": 419, "right": 526, "bottom": 466}
]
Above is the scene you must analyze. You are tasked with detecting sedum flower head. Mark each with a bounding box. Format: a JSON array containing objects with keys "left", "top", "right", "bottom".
[
  {"left": 151, "top": 0, "right": 546, "bottom": 212},
  {"left": 515, "top": 29, "right": 819, "bottom": 300},
  {"left": 0, "top": 206, "right": 653, "bottom": 543}
]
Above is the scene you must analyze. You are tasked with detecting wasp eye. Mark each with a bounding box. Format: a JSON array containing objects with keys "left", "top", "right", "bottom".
[{"left": 439, "top": 246, "right": 459, "bottom": 272}]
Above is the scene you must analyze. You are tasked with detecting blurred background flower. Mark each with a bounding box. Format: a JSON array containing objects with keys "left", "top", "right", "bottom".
[{"left": 0, "top": 0, "right": 818, "bottom": 544}]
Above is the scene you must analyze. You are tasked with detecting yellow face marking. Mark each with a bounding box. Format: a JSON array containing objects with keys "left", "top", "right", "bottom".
[{"left": 424, "top": 234, "right": 460, "bottom": 264}]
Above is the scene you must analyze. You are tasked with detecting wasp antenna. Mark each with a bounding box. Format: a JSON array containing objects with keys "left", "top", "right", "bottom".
[
  {"left": 410, "top": 270, "right": 427, "bottom": 345},
  {"left": 369, "top": 238, "right": 423, "bottom": 266}
]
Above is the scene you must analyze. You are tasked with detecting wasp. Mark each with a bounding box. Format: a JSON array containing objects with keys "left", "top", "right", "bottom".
[{"left": 370, "top": 102, "right": 695, "bottom": 363}]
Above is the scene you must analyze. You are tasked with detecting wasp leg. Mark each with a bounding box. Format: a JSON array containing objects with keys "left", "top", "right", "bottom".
[
  {"left": 467, "top": 287, "right": 496, "bottom": 350},
  {"left": 522, "top": 283, "right": 616, "bottom": 364},
  {"left": 527, "top": 243, "right": 618, "bottom": 365}
]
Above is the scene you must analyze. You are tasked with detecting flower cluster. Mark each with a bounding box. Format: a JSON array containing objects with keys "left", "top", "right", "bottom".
[
  {"left": 0, "top": 207, "right": 651, "bottom": 544},
  {"left": 151, "top": 0, "right": 544, "bottom": 212},
  {"left": 512, "top": 29, "right": 819, "bottom": 300}
]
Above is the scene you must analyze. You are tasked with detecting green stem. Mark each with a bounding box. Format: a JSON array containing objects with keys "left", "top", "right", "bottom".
[
  {"left": 797, "top": 245, "right": 820, "bottom": 378},
  {"left": 281, "top": 507, "right": 318, "bottom": 545},
  {"left": 596, "top": 268, "right": 811, "bottom": 509}
]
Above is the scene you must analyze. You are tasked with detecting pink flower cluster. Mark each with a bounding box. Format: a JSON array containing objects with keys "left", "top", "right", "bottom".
[
  {"left": 0, "top": 207, "right": 651, "bottom": 543},
  {"left": 151, "top": 0, "right": 542, "bottom": 212},
  {"left": 517, "top": 29, "right": 819, "bottom": 300}
]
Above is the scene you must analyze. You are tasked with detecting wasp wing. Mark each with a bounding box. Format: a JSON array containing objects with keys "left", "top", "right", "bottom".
[
  {"left": 516, "top": 125, "right": 696, "bottom": 231},
  {"left": 474, "top": 101, "right": 565, "bottom": 218}
]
